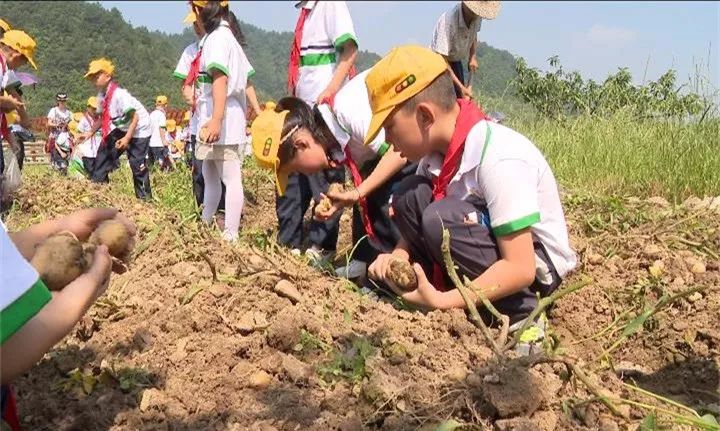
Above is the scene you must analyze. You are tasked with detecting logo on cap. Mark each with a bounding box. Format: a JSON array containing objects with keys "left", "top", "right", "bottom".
[
  {"left": 395, "top": 74, "right": 417, "bottom": 94},
  {"left": 263, "top": 138, "right": 273, "bottom": 157}
]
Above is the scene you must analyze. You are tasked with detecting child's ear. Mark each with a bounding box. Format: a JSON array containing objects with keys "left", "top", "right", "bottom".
[
  {"left": 417, "top": 103, "right": 435, "bottom": 130},
  {"left": 292, "top": 137, "right": 309, "bottom": 150}
]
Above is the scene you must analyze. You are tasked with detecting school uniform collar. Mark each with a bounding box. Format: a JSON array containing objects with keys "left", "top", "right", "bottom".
[
  {"left": 422, "top": 120, "right": 491, "bottom": 178},
  {"left": 317, "top": 103, "right": 349, "bottom": 163},
  {"left": 296, "top": 1, "right": 317, "bottom": 10}
]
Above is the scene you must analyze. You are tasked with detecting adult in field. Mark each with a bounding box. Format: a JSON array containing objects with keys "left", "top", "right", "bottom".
[{"left": 431, "top": 1, "right": 501, "bottom": 99}]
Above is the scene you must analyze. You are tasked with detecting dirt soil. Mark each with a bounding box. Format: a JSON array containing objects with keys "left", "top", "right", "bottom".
[{"left": 5, "top": 169, "right": 720, "bottom": 431}]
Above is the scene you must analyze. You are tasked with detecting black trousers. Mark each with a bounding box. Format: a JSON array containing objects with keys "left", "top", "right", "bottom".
[
  {"left": 148, "top": 147, "right": 170, "bottom": 171},
  {"left": 186, "top": 135, "right": 225, "bottom": 210},
  {"left": 391, "top": 175, "right": 561, "bottom": 324},
  {"left": 350, "top": 159, "right": 418, "bottom": 264},
  {"left": 276, "top": 167, "right": 345, "bottom": 251},
  {"left": 91, "top": 129, "right": 152, "bottom": 200},
  {"left": 82, "top": 157, "right": 96, "bottom": 178},
  {"left": 449, "top": 60, "right": 466, "bottom": 98}
]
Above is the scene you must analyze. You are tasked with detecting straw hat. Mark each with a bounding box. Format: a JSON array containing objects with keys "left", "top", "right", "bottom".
[{"left": 462, "top": 1, "right": 501, "bottom": 20}]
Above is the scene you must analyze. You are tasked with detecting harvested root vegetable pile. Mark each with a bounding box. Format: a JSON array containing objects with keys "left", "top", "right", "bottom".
[{"left": 5, "top": 166, "right": 720, "bottom": 431}]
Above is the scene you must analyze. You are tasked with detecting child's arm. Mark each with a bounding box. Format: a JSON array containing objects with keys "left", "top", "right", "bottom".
[
  {"left": 317, "top": 149, "right": 407, "bottom": 219},
  {"left": 398, "top": 229, "right": 536, "bottom": 310},
  {"left": 9, "top": 208, "right": 133, "bottom": 261},
  {"left": 203, "top": 69, "right": 228, "bottom": 143},
  {"left": 116, "top": 111, "right": 138, "bottom": 151},
  {"left": 316, "top": 40, "right": 357, "bottom": 104},
  {"left": 0, "top": 95, "right": 24, "bottom": 112},
  {"left": 1, "top": 245, "right": 112, "bottom": 383},
  {"left": 246, "top": 80, "right": 262, "bottom": 119}
]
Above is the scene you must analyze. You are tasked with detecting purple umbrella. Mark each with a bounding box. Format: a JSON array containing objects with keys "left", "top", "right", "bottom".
[{"left": 15, "top": 72, "right": 40, "bottom": 86}]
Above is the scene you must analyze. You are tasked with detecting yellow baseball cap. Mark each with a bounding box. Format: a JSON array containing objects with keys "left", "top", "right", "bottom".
[
  {"left": 183, "top": 11, "right": 197, "bottom": 24},
  {"left": 0, "top": 19, "right": 11, "bottom": 32},
  {"left": 85, "top": 58, "right": 115, "bottom": 78},
  {"left": 191, "top": 0, "right": 229, "bottom": 7},
  {"left": 68, "top": 120, "right": 79, "bottom": 135},
  {"left": 73, "top": 112, "right": 84, "bottom": 123},
  {"left": 364, "top": 45, "right": 448, "bottom": 145},
  {"left": 156, "top": 95, "right": 168, "bottom": 105},
  {"left": 250, "top": 109, "right": 294, "bottom": 196},
  {"left": 0, "top": 29, "right": 38, "bottom": 69},
  {"left": 87, "top": 96, "right": 98, "bottom": 109},
  {"left": 183, "top": 111, "right": 191, "bottom": 122},
  {"left": 166, "top": 119, "right": 177, "bottom": 133}
]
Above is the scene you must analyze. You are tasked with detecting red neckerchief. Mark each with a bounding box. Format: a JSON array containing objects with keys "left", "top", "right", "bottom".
[
  {"left": 0, "top": 54, "right": 10, "bottom": 142},
  {"left": 101, "top": 81, "right": 118, "bottom": 145},
  {"left": 431, "top": 99, "right": 488, "bottom": 291},
  {"left": 184, "top": 42, "right": 202, "bottom": 114},
  {"left": 323, "top": 99, "right": 377, "bottom": 243},
  {"left": 288, "top": 7, "right": 310, "bottom": 95}
]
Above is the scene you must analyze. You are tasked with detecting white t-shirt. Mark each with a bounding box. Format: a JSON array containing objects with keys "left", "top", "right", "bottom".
[
  {"left": 149, "top": 109, "right": 167, "bottom": 148},
  {"left": 96, "top": 86, "right": 152, "bottom": 139},
  {"left": 431, "top": 3, "right": 482, "bottom": 63},
  {"left": 174, "top": 41, "right": 200, "bottom": 136},
  {"left": 76, "top": 113, "right": 101, "bottom": 158},
  {"left": 295, "top": 0, "right": 358, "bottom": 105},
  {"left": 417, "top": 121, "right": 577, "bottom": 278},
  {"left": 316, "top": 69, "right": 388, "bottom": 167},
  {"left": 47, "top": 106, "right": 72, "bottom": 129},
  {"left": 196, "top": 21, "right": 254, "bottom": 146}
]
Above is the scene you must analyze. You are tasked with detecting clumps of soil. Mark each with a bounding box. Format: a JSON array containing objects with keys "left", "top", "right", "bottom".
[
  {"left": 31, "top": 231, "right": 92, "bottom": 290},
  {"left": 386, "top": 259, "right": 418, "bottom": 291}
]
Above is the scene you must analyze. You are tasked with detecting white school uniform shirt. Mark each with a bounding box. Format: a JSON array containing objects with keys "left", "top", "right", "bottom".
[
  {"left": 417, "top": 121, "right": 577, "bottom": 279},
  {"left": 0, "top": 221, "right": 52, "bottom": 344},
  {"left": 196, "top": 21, "right": 254, "bottom": 146},
  {"left": 295, "top": 0, "right": 358, "bottom": 105},
  {"left": 47, "top": 106, "right": 72, "bottom": 128},
  {"left": 96, "top": 86, "right": 152, "bottom": 139},
  {"left": 431, "top": 3, "right": 482, "bottom": 62},
  {"left": 76, "top": 113, "right": 101, "bottom": 158},
  {"left": 316, "top": 69, "right": 389, "bottom": 167},
  {"left": 174, "top": 41, "right": 201, "bottom": 136},
  {"left": 149, "top": 109, "right": 167, "bottom": 148}
]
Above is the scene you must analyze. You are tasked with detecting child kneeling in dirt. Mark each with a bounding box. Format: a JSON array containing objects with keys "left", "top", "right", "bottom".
[
  {"left": 250, "top": 69, "right": 417, "bottom": 279},
  {"left": 0, "top": 208, "right": 135, "bottom": 429},
  {"left": 364, "top": 46, "right": 577, "bottom": 326}
]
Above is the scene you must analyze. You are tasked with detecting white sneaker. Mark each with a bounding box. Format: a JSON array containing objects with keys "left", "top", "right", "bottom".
[
  {"left": 335, "top": 260, "right": 367, "bottom": 279},
  {"left": 305, "top": 246, "right": 333, "bottom": 267}
]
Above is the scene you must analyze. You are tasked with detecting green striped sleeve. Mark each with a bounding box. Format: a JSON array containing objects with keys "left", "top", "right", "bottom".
[
  {"left": 173, "top": 71, "right": 187, "bottom": 80},
  {"left": 248, "top": 69, "right": 256, "bottom": 78},
  {"left": 492, "top": 213, "right": 541, "bottom": 237},
  {"left": 207, "top": 62, "right": 229, "bottom": 76},
  {"left": 334, "top": 32, "right": 358, "bottom": 49},
  {"left": 1, "top": 279, "right": 52, "bottom": 344}
]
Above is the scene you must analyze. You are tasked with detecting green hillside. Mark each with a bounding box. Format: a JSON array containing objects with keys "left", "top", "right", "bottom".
[{"left": 3, "top": 1, "right": 516, "bottom": 118}]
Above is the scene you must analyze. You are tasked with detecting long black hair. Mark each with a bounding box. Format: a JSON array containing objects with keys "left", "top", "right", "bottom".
[
  {"left": 197, "top": 1, "right": 245, "bottom": 46},
  {"left": 275, "top": 97, "right": 338, "bottom": 166}
]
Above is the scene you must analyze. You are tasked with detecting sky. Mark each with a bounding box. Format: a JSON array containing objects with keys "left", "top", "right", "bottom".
[{"left": 99, "top": 1, "right": 720, "bottom": 90}]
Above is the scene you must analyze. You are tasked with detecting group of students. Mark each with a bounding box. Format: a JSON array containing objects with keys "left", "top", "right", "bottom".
[
  {"left": 1, "top": 1, "right": 580, "bottom": 428},
  {"left": 249, "top": 0, "right": 577, "bottom": 322}
]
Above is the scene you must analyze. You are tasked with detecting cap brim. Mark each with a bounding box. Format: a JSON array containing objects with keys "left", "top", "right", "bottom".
[
  {"left": 84, "top": 68, "right": 98, "bottom": 78},
  {"left": 364, "top": 105, "right": 394, "bottom": 146},
  {"left": 25, "top": 55, "right": 37, "bottom": 70},
  {"left": 183, "top": 11, "right": 196, "bottom": 24},
  {"left": 275, "top": 165, "right": 289, "bottom": 196}
]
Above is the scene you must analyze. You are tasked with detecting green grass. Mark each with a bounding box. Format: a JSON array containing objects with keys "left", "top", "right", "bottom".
[{"left": 508, "top": 112, "right": 719, "bottom": 201}]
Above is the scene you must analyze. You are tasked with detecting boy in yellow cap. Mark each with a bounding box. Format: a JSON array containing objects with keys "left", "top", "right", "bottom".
[
  {"left": 364, "top": 45, "right": 576, "bottom": 326},
  {"left": 149, "top": 95, "right": 171, "bottom": 171},
  {"left": 80, "top": 58, "right": 153, "bottom": 200}
]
